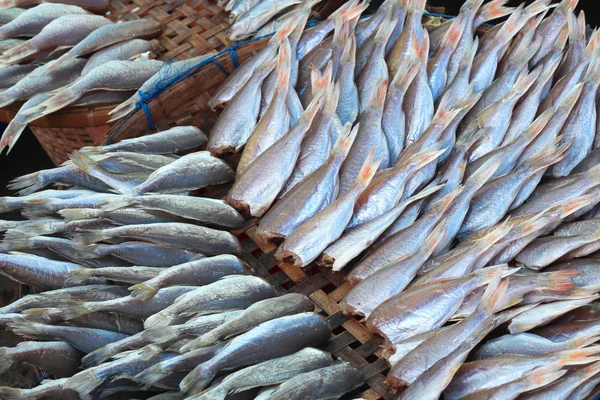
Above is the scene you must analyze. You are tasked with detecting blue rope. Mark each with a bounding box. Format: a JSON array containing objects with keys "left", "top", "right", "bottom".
[{"left": 108, "top": 32, "right": 275, "bottom": 142}]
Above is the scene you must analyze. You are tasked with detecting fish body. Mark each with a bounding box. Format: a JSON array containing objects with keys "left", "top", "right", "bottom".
[
  {"left": 144, "top": 276, "right": 275, "bottom": 328},
  {"left": 179, "top": 312, "right": 331, "bottom": 393},
  {"left": 0, "top": 341, "right": 81, "bottom": 378},
  {"left": 0, "top": 3, "right": 87, "bottom": 40}
]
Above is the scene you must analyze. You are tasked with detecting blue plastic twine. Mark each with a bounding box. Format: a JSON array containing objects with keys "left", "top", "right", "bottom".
[{"left": 106, "top": 32, "right": 275, "bottom": 144}]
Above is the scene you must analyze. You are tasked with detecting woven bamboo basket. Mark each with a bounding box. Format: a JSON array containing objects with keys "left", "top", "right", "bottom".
[{"left": 0, "top": 0, "right": 340, "bottom": 165}]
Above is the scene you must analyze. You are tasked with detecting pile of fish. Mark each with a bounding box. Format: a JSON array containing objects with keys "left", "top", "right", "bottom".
[
  {"left": 0, "top": 127, "right": 371, "bottom": 399},
  {"left": 205, "top": 0, "right": 600, "bottom": 397},
  {"left": 0, "top": 1, "right": 171, "bottom": 153},
  {"left": 218, "top": 0, "right": 322, "bottom": 41}
]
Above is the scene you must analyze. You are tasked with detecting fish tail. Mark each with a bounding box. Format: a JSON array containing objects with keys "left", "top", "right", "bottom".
[
  {"left": 273, "top": 13, "right": 297, "bottom": 40},
  {"left": 59, "top": 302, "right": 92, "bottom": 320},
  {"left": 443, "top": 15, "right": 467, "bottom": 54},
  {"left": 392, "top": 60, "right": 419, "bottom": 92},
  {"left": 409, "top": 147, "right": 446, "bottom": 171},
  {"left": 144, "top": 311, "right": 175, "bottom": 329},
  {"left": 128, "top": 281, "right": 159, "bottom": 301},
  {"left": 7, "top": 320, "right": 44, "bottom": 340},
  {"left": 375, "top": 8, "right": 398, "bottom": 44},
  {"left": 557, "top": 193, "right": 598, "bottom": 218},
  {"left": 300, "top": 90, "right": 326, "bottom": 125},
  {"left": 465, "top": 155, "right": 502, "bottom": 192},
  {"left": 58, "top": 208, "right": 99, "bottom": 222},
  {"left": 473, "top": 264, "right": 515, "bottom": 286},
  {"left": 0, "top": 94, "right": 14, "bottom": 109},
  {"left": 0, "top": 234, "right": 31, "bottom": 252},
  {"left": 0, "top": 348, "right": 13, "bottom": 375},
  {"left": 64, "top": 268, "right": 94, "bottom": 286},
  {"left": 275, "top": 37, "right": 292, "bottom": 89},
  {"left": 576, "top": 11, "right": 586, "bottom": 41},
  {"left": 64, "top": 370, "right": 104, "bottom": 396},
  {"left": 556, "top": 346, "right": 600, "bottom": 365},
  {"left": 7, "top": 171, "right": 44, "bottom": 196},
  {"left": 477, "top": 270, "right": 509, "bottom": 315},
  {"left": 310, "top": 62, "right": 333, "bottom": 96},
  {"left": 522, "top": 110, "right": 553, "bottom": 143},
  {"left": 540, "top": 270, "right": 579, "bottom": 292},
  {"left": 22, "top": 88, "right": 79, "bottom": 121},
  {"left": 74, "top": 230, "right": 108, "bottom": 247},
  {"left": 0, "top": 387, "right": 25, "bottom": 400},
  {"left": 180, "top": 360, "right": 219, "bottom": 394},
  {"left": 409, "top": 29, "right": 429, "bottom": 66},
  {"left": 475, "top": 0, "right": 513, "bottom": 25},
  {"left": 354, "top": 148, "right": 381, "bottom": 191},
  {"left": 0, "top": 41, "right": 38, "bottom": 65},
  {"left": 141, "top": 326, "right": 175, "bottom": 344},
  {"left": 81, "top": 345, "right": 115, "bottom": 368},
  {"left": 371, "top": 78, "right": 388, "bottom": 109},
  {"left": 107, "top": 96, "right": 139, "bottom": 122},
  {"left": 332, "top": 123, "right": 358, "bottom": 159},
  {"left": 341, "top": 33, "right": 357, "bottom": 64},
  {"left": 479, "top": 221, "right": 512, "bottom": 249},
  {"left": 324, "top": 81, "right": 341, "bottom": 115},
  {"left": 511, "top": 66, "right": 542, "bottom": 98},
  {"left": 134, "top": 363, "right": 170, "bottom": 388},
  {"left": 339, "top": 0, "right": 368, "bottom": 21},
  {"left": 0, "top": 119, "right": 27, "bottom": 155},
  {"left": 436, "top": 185, "right": 463, "bottom": 214},
  {"left": 557, "top": 82, "right": 584, "bottom": 115},
  {"left": 521, "top": 363, "right": 566, "bottom": 391},
  {"left": 44, "top": 55, "right": 71, "bottom": 72},
  {"left": 422, "top": 220, "right": 448, "bottom": 254},
  {"left": 525, "top": 139, "right": 570, "bottom": 173},
  {"left": 569, "top": 331, "right": 600, "bottom": 350},
  {"left": 554, "top": 23, "right": 569, "bottom": 52},
  {"left": 563, "top": 0, "right": 579, "bottom": 12}
]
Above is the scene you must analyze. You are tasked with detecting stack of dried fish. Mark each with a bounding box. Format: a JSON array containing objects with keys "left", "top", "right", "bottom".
[
  {"left": 202, "top": 0, "right": 600, "bottom": 397},
  {"left": 0, "top": 126, "right": 366, "bottom": 399},
  {"left": 219, "top": 0, "right": 321, "bottom": 41},
  {"left": 0, "top": 2, "right": 170, "bottom": 153}
]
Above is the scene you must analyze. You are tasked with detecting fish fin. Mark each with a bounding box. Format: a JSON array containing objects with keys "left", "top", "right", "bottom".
[
  {"left": 521, "top": 363, "right": 567, "bottom": 390},
  {"left": 554, "top": 24, "right": 569, "bottom": 52},
  {"left": 0, "top": 118, "right": 27, "bottom": 155},
  {"left": 0, "top": 348, "right": 13, "bottom": 375},
  {"left": 180, "top": 359, "right": 219, "bottom": 394},
  {"left": 144, "top": 311, "right": 175, "bottom": 329},
  {"left": 563, "top": 0, "right": 579, "bottom": 12},
  {"left": 475, "top": 0, "right": 513, "bottom": 25},
  {"left": 128, "top": 282, "right": 159, "bottom": 301},
  {"left": 339, "top": 0, "right": 368, "bottom": 21},
  {"left": 576, "top": 11, "right": 587, "bottom": 41},
  {"left": 63, "top": 370, "right": 103, "bottom": 396},
  {"left": 477, "top": 271, "right": 509, "bottom": 315},
  {"left": 19, "top": 307, "right": 53, "bottom": 322},
  {"left": 435, "top": 185, "right": 464, "bottom": 214},
  {"left": 6, "top": 172, "right": 44, "bottom": 196},
  {"left": 332, "top": 123, "right": 358, "bottom": 159},
  {"left": 21, "top": 88, "right": 79, "bottom": 122},
  {"left": 64, "top": 269, "right": 94, "bottom": 286},
  {"left": 134, "top": 363, "right": 169, "bottom": 389},
  {"left": 58, "top": 208, "right": 99, "bottom": 222},
  {"left": 74, "top": 230, "right": 107, "bottom": 246},
  {"left": 275, "top": 37, "right": 292, "bottom": 89},
  {"left": 98, "top": 196, "right": 133, "bottom": 212},
  {"left": 353, "top": 148, "right": 381, "bottom": 191},
  {"left": 472, "top": 264, "right": 515, "bottom": 286}
]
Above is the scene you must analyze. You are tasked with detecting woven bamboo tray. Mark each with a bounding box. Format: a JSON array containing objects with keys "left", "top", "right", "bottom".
[{"left": 236, "top": 221, "right": 395, "bottom": 400}]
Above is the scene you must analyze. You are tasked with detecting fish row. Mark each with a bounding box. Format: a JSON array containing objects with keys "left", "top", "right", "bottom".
[
  {"left": 202, "top": 0, "right": 600, "bottom": 397},
  {"left": 0, "top": 3, "right": 172, "bottom": 153}
]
